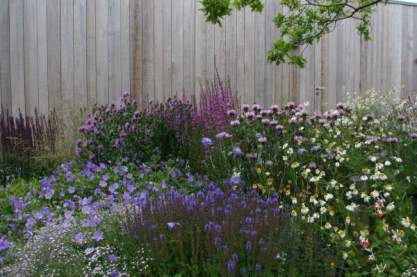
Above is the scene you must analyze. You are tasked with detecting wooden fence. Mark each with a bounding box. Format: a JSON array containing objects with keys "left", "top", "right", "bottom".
[{"left": 0, "top": 0, "right": 417, "bottom": 121}]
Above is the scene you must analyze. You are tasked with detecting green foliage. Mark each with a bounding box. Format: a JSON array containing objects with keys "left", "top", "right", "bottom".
[{"left": 201, "top": 0, "right": 381, "bottom": 67}]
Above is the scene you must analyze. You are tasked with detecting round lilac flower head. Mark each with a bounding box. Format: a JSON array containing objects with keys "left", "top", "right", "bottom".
[
  {"left": 122, "top": 91, "right": 130, "bottom": 98},
  {"left": 233, "top": 146, "right": 244, "bottom": 157},
  {"left": 411, "top": 133, "right": 417, "bottom": 139},
  {"left": 216, "top": 132, "right": 232, "bottom": 140},
  {"left": 275, "top": 124, "right": 284, "bottom": 133},
  {"left": 201, "top": 137, "right": 213, "bottom": 147},
  {"left": 385, "top": 136, "right": 399, "bottom": 144},
  {"left": 230, "top": 119, "right": 240, "bottom": 127},
  {"left": 227, "top": 109, "right": 236, "bottom": 117},
  {"left": 286, "top": 101, "right": 296, "bottom": 110},
  {"left": 270, "top": 104, "right": 279, "bottom": 113},
  {"left": 308, "top": 162, "right": 317, "bottom": 169},
  {"left": 242, "top": 104, "right": 250, "bottom": 112},
  {"left": 258, "top": 137, "right": 267, "bottom": 144},
  {"left": 252, "top": 104, "right": 261, "bottom": 111},
  {"left": 269, "top": 120, "right": 278, "bottom": 126},
  {"left": 255, "top": 263, "right": 262, "bottom": 271},
  {"left": 260, "top": 109, "right": 272, "bottom": 117},
  {"left": 246, "top": 112, "right": 255, "bottom": 121},
  {"left": 261, "top": 118, "right": 270, "bottom": 126}
]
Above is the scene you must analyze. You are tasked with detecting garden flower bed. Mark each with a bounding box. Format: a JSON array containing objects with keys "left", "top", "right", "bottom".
[{"left": 0, "top": 87, "right": 416, "bottom": 276}]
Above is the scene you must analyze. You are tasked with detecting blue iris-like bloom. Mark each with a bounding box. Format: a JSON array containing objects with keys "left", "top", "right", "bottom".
[
  {"left": 233, "top": 146, "right": 244, "bottom": 157},
  {"left": 201, "top": 137, "right": 213, "bottom": 147}
]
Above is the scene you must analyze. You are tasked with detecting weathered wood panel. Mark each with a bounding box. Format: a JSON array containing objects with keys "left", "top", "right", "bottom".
[{"left": 1, "top": 0, "right": 417, "bottom": 116}]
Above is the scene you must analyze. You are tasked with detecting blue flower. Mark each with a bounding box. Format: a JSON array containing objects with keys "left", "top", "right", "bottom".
[
  {"left": 167, "top": 222, "right": 179, "bottom": 230},
  {"left": 73, "top": 232, "right": 85, "bottom": 245},
  {"left": 233, "top": 146, "right": 244, "bottom": 157},
  {"left": 201, "top": 137, "right": 213, "bottom": 147},
  {"left": 92, "top": 230, "right": 104, "bottom": 242}
]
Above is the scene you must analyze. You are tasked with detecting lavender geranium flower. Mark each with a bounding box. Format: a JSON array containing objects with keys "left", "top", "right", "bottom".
[
  {"left": 92, "top": 230, "right": 104, "bottom": 242},
  {"left": 73, "top": 232, "right": 85, "bottom": 245}
]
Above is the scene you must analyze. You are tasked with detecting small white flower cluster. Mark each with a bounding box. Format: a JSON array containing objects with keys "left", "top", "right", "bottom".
[
  {"left": 402, "top": 267, "right": 417, "bottom": 277},
  {"left": 1, "top": 222, "right": 82, "bottom": 277},
  {"left": 83, "top": 245, "right": 129, "bottom": 277}
]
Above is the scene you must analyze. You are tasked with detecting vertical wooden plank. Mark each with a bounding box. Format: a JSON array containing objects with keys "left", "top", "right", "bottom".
[
  {"left": 172, "top": 0, "right": 183, "bottom": 95},
  {"left": 162, "top": 0, "right": 172, "bottom": 100},
  {"left": 96, "top": 0, "right": 109, "bottom": 105},
  {"left": 225, "top": 9, "right": 237, "bottom": 96},
  {"left": 390, "top": 5, "right": 402, "bottom": 99},
  {"left": 37, "top": 0, "right": 48, "bottom": 114},
  {"left": 194, "top": 0, "right": 207, "bottom": 101},
  {"left": 154, "top": 0, "right": 164, "bottom": 102},
  {"left": 254, "top": 8, "right": 266, "bottom": 105},
  {"left": 244, "top": 8, "right": 255, "bottom": 104},
  {"left": 47, "top": 0, "right": 61, "bottom": 116},
  {"left": 86, "top": 0, "right": 96, "bottom": 109},
  {"left": 74, "top": 0, "right": 87, "bottom": 110},
  {"left": 264, "top": 0, "right": 275, "bottom": 106},
  {"left": 108, "top": 0, "right": 122, "bottom": 102},
  {"left": 236, "top": 8, "right": 245, "bottom": 104},
  {"left": 10, "top": 0, "right": 25, "bottom": 116},
  {"left": 0, "top": 0, "right": 11, "bottom": 112},
  {"left": 130, "top": 0, "right": 143, "bottom": 107},
  {"left": 61, "top": 0, "right": 74, "bottom": 127},
  {"left": 24, "top": 0, "right": 39, "bottom": 115},
  {"left": 120, "top": 0, "right": 130, "bottom": 94},
  {"left": 143, "top": 0, "right": 154, "bottom": 102},
  {"left": 183, "top": 0, "right": 195, "bottom": 99},
  {"left": 206, "top": 19, "right": 216, "bottom": 84},
  {"left": 214, "top": 21, "right": 226, "bottom": 82}
]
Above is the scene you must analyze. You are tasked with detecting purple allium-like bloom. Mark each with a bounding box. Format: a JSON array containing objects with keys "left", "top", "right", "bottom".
[
  {"left": 246, "top": 112, "right": 255, "bottom": 121},
  {"left": 275, "top": 124, "right": 284, "bottom": 133},
  {"left": 73, "top": 232, "right": 85, "bottom": 245},
  {"left": 261, "top": 118, "right": 270, "bottom": 126},
  {"left": 385, "top": 136, "right": 399, "bottom": 144},
  {"left": 227, "top": 109, "right": 236, "bottom": 117},
  {"left": 258, "top": 137, "right": 267, "bottom": 144},
  {"left": 270, "top": 104, "right": 279, "bottom": 113},
  {"left": 92, "top": 230, "right": 104, "bottom": 242},
  {"left": 202, "top": 137, "right": 213, "bottom": 147},
  {"left": 216, "top": 131, "right": 232, "bottom": 140},
  {"left": 230, "top": 120, "right": 240, "bottom": 126},
  {"left": 255, "top": 263, "right": 262, "bottom": 270}
]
